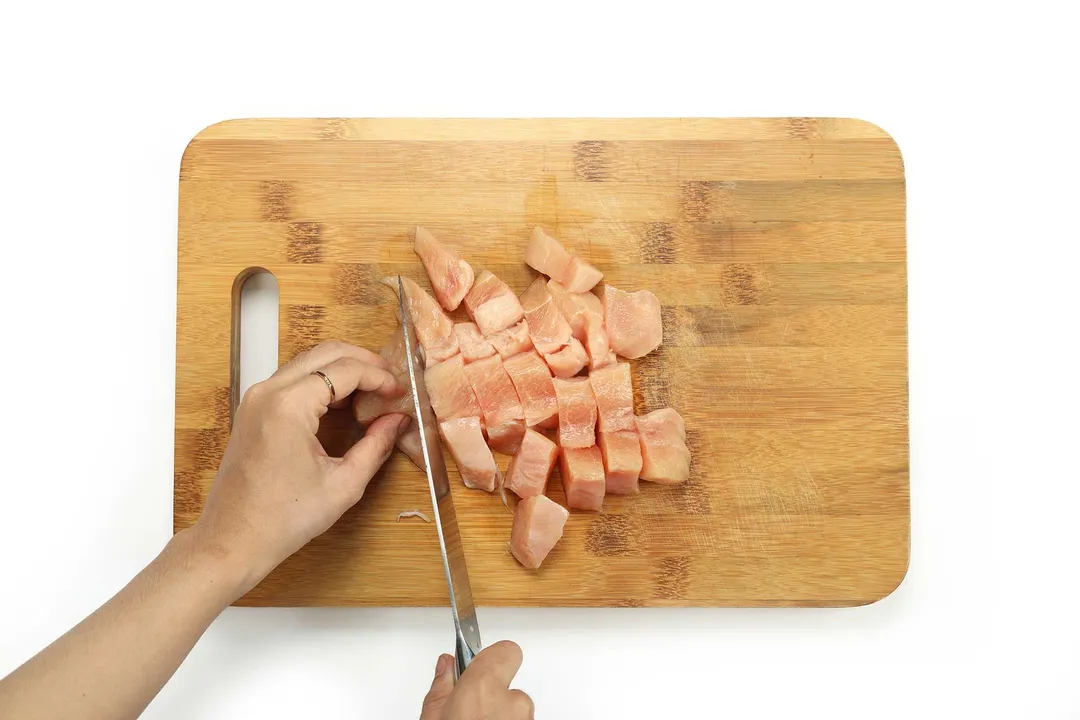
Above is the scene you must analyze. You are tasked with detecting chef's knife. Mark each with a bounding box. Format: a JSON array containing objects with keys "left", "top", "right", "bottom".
[{"left": 397, "top": 275, "right": 482, "bottom": 680}]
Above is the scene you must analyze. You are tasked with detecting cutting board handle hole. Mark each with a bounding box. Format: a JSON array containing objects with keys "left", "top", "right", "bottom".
[{"left": 230, "top": 269, "right": 279, "bottom": 422}]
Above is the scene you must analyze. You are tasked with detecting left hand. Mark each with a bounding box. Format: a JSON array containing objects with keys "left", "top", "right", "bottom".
[{"left": 190, "top": 340, "right": 410, "bottom": 595}]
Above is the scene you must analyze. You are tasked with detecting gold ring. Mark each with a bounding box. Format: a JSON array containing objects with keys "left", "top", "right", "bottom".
[{"left": 312, "top": 370, "right": 335, "bottom": 402}]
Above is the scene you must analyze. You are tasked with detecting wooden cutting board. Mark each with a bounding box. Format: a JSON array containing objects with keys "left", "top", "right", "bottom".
[{"left": 175, "top": 118, "right": 908, "bottom": 608}]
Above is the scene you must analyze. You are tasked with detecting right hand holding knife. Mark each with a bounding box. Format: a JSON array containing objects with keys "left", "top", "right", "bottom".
[{"left": 420, "top": 641, "right": 534, "bottom": 720}]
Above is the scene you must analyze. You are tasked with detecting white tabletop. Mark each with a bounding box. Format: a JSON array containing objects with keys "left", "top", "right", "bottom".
[{"left": 1, "top": 4, "right": 1077, "bottom": 717}]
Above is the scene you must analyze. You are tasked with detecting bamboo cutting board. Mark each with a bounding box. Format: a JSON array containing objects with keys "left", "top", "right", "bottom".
[{"left": 175, "top": 118, "right": 908, "bottom": 608}]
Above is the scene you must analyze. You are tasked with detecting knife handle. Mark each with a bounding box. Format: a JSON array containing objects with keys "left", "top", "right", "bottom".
[{"left": 452, "top": 628, "right": 478, "bottom": 682}]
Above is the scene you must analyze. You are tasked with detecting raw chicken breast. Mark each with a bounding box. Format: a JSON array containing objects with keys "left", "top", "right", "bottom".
[
  {"left": 519, "top": 276, "right": 572, "bottom": 355},
  {"left": 488, "top": 320, "right": 534, "bottom": 359},
  {"left": 506, "top": 428, "right": 558, "bottom": 498},
  {"left": 589, "top": 362, "right": 635, "bottom": 433},
  {"left": 414, "top": 226, "right": 474, "bottom": 311},
  {"left": 503, "top": 350, "right": 558, "bottom": 428},
  {"left": 439, "top": 417, "right": 499, "bottom": 491},
  {"left": 599, "top": 430, "right": 642, "bottom": 494},
  {"left": 353, "top": 326, "right": 415, "bottom": 426},
  {"left": 425, "top": 355, "right": 483, "bottom": 421},
  {"left": 636, "top": 408, "right": 691, "bottom": 485},
  {"left": 454, "top": 322, "right": 496, "bottom": 364},
  {"left": 510, "top": 495, "right": 569, "bottom": 569},
  {"left": 549, "top": 279, "right": 604, "bottom": 343},
  {"left": 543, "top": 337, "right": 588, "bottom": 379},
  {"left": 525, "top": 227, "right": 603, "bottom": 293},
  {"left": 395, "top": 424, "right": 425, "bottom": 471},
  {"left": 559, "top": 445, "right": 606, "bottom": 511},
  {"left": 384, "top": 275, "right": 459, "bottom": 367},
  {"left": 603, "top": 284, "right": 663, "bottom": 359},
  {"left": 464, "top": 270, "right": 524, "bottom": 336},
  {"left": 582, "top": 311, "right": 616, "bottom": 371},
  {"left": 463, "top": 354, "right": 526, "bottom": 454},
  {"left": 551, "top": 376, "right": 597, "bottom": 449}
]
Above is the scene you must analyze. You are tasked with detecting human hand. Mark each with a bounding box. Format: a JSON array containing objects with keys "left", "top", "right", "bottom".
[
  {"left": 189, "top": 340, "right": 410, "bottom": 596},
  {"left": 420, "top": 641, "right": 534, "bottom": 720}
]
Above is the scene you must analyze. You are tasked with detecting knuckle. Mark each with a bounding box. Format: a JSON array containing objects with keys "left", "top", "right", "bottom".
[
  {"left": 269, "top": 386, "right": 303, "bottom": 415},
  {"left": 509, "top": 690, "right": 535, "bottom": 716},
  {"left": 316, "top": 339, "right": 348, "bottom": 356},
  {"left": 508, "top": 690, "right": 534, "bottom": 718},
  {"left": 279, "top": 349, "right": 310, "bottom": 371},
  {"left": 420, "top": 690, "right": 445, "bottom": 710},
  {"left": 241, "top": 381, "right": 266, "bottom": 406}
]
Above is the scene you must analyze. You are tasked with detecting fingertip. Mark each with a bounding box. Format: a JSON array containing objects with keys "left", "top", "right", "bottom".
[
  {"left": 462, "top": 640, "right": 523, "bottom": 687},
  {"left": 421, "top": 653, "right": 457, "bottom": 719},
  {"left": 382, "top": 373, "right": 407, "bottom": 398},
  {"left": 490, "top": 639, "right": 523, "bottom": 663},
  {"left": 337, "top": 413, "right": 404, "bottom": 499},
  {"left": 364, "top": 412, "right": 404, "bottom": 447},
  {"left": 435, "top": 653, "right": 453, "bottom": 678}
]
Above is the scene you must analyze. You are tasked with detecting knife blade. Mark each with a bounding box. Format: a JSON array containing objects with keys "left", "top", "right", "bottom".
[{"left": 397, "top": 275, "right": 482, "bottom": 680}]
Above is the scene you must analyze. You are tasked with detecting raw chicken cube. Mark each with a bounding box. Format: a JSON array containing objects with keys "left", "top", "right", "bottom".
[
  {"left": 552, "top": 376, "right": 597, "bottom": 449},
  {"left": 464, "top": 270, "right": 524, "bottom": 336},
  {"left": 636, "top": 408, "right": 691, "bottom": 484},
  {"left": 520, "top": 276, "right": 572, "bottom": 354},
  {"left": 439, "top": 417, "right": 499, "bottom": 491},
  {"left": 525, "top": 227, "right": 603, "bottom": 293},
  {"left": 384, "top": 275, "right": 459, "bottom": 367},
  {"left": 506, "top": 428, "right": 558, "bottom": 498},
  {"left": 425, "top": 355, "right": 483, "bottom": 421},
  {"left": 503, "top": 350, "right": 559, "bottom": 428},
  {"left": 463, "top": 354, "right": 526, "bottom": 454},
  {"left": 524, "top": 227, "right": 574, "bottom": 281},
  {"left": 562, "top": 257, "right": 605, "bottom": 295},
  {"left": 510, "top": 495, "right": 569, "bottom": 570},
  {"left": 547, "top": 279, "right": 603, "bottom": 342},
  {"left": 599, "top": 430, "right": 642, "bottom": 494},
  {"left": 487, "top": 421, "right": 526, "bottom": 456},
  {"left": 542, "top": 337, "right": 588, "bottom": 379},
  {"left": 603, "top": 284, "right": 663, "bottom": 359},
  {"left": 488, "top": 320, "right": 534, "bottom": 359},
  {"left": 414, "top": 226, "right": 474, "bottom": 311},
  {"left": 559, "top": 445, "right": 606, "bottom": 511},
  {"left": 454, "top": 322, "right": 496, "bottom": 363},
  {"left": 548, "top": 280, "right": 600, "bottom": 343},
  {"left": 589, "top": 362, "right": 635, "bottom": 433},
  {"left": 582, "top": 311, "right": 616, "bottom": 371}
]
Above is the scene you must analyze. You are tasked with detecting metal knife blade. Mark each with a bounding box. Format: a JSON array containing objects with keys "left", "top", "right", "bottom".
[{"left": 397, "top": 276, "right": 482, "bottom": 679}]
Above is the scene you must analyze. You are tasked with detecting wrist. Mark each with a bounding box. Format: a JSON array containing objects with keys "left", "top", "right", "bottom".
[{"left": 167, "top": 526, "right": 262, "bottom": 605}]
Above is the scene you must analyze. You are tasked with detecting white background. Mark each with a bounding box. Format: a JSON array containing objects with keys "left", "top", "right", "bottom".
[{"left": 1, "top": 1, "right": 1078, "bottom": 718}]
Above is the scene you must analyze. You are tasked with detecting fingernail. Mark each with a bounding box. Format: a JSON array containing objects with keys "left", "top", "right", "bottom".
[
  {"left": 435, "top": 654, "right": 451, "bottom": 677},
  {"left": 398, "top": 415, "right": 412, "bottom": 433}
]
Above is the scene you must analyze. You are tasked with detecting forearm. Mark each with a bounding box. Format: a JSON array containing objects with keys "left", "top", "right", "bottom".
[{"left": 0, "top": 528, "right": 251, "bottom": 720}]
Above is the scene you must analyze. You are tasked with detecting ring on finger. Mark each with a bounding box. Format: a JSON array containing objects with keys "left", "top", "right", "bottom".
[{"left": 312, "top": 370, "right": 335, "bottom": 403}]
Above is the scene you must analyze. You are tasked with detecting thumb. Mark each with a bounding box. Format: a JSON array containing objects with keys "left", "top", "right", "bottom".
[
  {"left": 419, "top": 654, "right": 455, "bottom": 720},
  {"left": 336, "top": 413, "right": 409, "bottom": 504}
]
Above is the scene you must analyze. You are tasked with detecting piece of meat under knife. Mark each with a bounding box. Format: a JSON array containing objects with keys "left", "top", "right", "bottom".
[{"left": 382, "top": 275, "right": 459, "bottom": 367}]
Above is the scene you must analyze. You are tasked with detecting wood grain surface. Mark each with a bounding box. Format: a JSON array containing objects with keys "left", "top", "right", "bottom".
[{"left": 175, "top": 118, "right": 908, "bottom": 608}]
